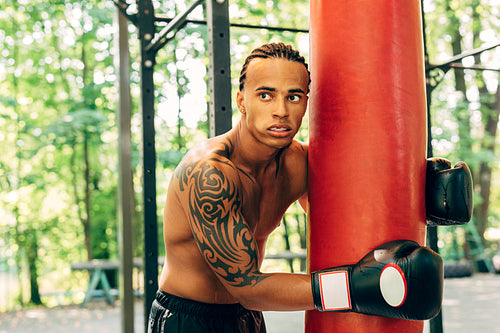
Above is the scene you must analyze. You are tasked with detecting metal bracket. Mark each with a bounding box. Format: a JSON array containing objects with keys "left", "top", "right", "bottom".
[
  {"left": 426, "top": 41, "right": 500, "bottom": 91},
  {"left": 146, "top": 0, "right": 205, "bottom": 54},
  {"left": 112, "top": 0, "right": 138, "bottom": 26}
]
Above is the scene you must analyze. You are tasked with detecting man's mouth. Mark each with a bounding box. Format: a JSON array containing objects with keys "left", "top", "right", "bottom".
[
  {"left": 269, "top": 127, "right": 290, "bottom": 132},
  {"left": 268, "top": 125, "right": 292, "bottom": 137}
]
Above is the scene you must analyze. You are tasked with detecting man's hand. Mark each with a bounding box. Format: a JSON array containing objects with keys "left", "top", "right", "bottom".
[
  {"left": 426, "top": 157, "right": 473, "bottom": 226},
  {"left": 311, "top": 240, "right": 443, "bottom": 321}
]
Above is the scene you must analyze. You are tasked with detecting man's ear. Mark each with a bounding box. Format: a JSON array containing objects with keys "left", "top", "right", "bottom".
[{"left": 236, "top": 91, "right": 245, "bottom": 114}]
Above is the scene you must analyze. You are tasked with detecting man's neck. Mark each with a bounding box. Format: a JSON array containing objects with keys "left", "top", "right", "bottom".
[{"left": 228, "top": 121, "right": 284, "bottom": 178}]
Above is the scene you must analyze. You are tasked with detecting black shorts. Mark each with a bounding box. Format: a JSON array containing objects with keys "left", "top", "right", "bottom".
[{"left": 147, "top": 290, "right": 267, "bottom": 333}]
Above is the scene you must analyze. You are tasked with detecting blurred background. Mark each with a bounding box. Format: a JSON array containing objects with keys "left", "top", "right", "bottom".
[{"left": 0, "top": 0, "right": 499, "bottom": 316}]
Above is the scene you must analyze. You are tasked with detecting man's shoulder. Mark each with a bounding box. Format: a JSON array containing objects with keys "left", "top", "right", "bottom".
[
  {"left": 175, "top": 137, "right": 239, "bottom": 183},
  {"left": 185, "top": 136, "right": 235, "bottom": 163},
  {"left": 288, "top": 139, "right": 308, "bottom": 154},
  {"left": 280, "top": 140, "right": 308, "bottom": 182},
  {"left": 282, "top": 139, "right": 308, "bottom": 163}
]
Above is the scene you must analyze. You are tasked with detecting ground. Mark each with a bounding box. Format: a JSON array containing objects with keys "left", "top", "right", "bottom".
[{"left": 1, "top": 274, "right": 499, "bottom": 332}]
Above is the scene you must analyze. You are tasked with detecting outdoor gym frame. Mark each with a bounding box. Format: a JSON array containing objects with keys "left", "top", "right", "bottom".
[
  {"left": 113, "top": 1, "right": 307, "bottom": 332},
  {"left": 112, "top": 0, "right": 500, "bottom": 332}
]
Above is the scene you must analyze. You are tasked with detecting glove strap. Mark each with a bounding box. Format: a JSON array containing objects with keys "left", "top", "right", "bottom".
[{"left": 311, "top": 267, "right": 352, "bottom": 312}]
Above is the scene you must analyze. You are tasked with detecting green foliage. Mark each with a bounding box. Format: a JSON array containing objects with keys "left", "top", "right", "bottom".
[
  {"left": 1, "top": 0, "right": 499, "bottom": 310},
  {"left": 91, "top": 186, "right": 118, "bottom": 259},
  {"left": 424, "top": 0, "right": 500, "bottom": 260},
  {"left": 0, "top": 0, "right": 118, "bottom": 308}
]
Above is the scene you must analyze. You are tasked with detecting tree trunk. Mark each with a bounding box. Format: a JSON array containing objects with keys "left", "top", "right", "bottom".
[
  {"left": 26, "top": 229, "right": 43, "bottom": 305},
  {"left": 473, "top": 89, "right": 500, "bottom": 240},
  {"left": 81, "top": 30, "right": 94, "bottom": 261},
  {"left": 83, "top": 133, "right": 93, "bottom": 260},
  {"left": 447, "top": 2, "right": 471, "bottom": 259},
  {"left": 70, "top": 140, "right": 93, "bottom": 260},
  {"left": 11, "top": 24, "right": 25, "bottom": 307},
  {"left": 471, "top": 2, "right": 500, "bottom": 241}
]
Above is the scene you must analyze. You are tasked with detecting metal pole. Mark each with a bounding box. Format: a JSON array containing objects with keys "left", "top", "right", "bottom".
[
  {"left": 421, "top": 1, "right": 443, "bottom": 331},
  {"left": 117, "top": 7, "right": 135, "bottom": 333},
  {"left": 137, "top": 0, "right": 158, "bottom": 331},
  {"left": 206, "top": 0, "right": 232, "bottom": 137},
  {"left": 116, "top": 8, "right": 135, "bottom": 333}
]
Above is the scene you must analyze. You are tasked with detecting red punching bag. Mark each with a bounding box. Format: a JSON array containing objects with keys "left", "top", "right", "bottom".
[{"left": 307, "top": 1, "right": 427, "bottom": 332}]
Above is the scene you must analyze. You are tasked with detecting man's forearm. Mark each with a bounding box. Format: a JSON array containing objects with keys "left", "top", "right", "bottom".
[{"left": 227, "top": 272, "right": 315, "bottom": 311}]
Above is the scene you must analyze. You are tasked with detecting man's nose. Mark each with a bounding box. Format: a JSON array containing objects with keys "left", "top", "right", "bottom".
[{"left": 273, "top": 98, "right": 288, "bottom": 118}]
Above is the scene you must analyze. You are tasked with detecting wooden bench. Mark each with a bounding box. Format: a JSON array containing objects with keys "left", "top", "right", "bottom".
[
  {"left": 265, "top": 249, "right": 307, "bottom": 260},
  {"left": 72, "top": 221, "right": 306, "bottom": 307},
  {"left": 71, "top": 258, "right": 145, "bottom": 306},
  {"left": 72, "top": 251, "right": 307, "bottom": 306}
]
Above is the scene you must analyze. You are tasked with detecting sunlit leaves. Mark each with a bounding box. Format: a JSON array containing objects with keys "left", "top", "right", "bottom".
[{"left": 0, "top": 0, "right": 118, "bottom": 307}]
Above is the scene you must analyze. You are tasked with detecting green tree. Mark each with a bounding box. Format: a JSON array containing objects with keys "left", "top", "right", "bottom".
[
  {"left": 0, "top": 0, "right": 119, "bottom": 307},
  {"left": 424, "top": 0, "right": 500, "bottom": 251},
  {"left": 4, "top": 0, "right": 498, "bottom": 310}
]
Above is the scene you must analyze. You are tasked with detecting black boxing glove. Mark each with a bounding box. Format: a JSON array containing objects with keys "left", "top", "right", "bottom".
[
  {"left": 426, "top": 157, "right": 473, "bottom": 226},
  {"left": 311, "top": 240, "right": 443, "bottom": 321}
]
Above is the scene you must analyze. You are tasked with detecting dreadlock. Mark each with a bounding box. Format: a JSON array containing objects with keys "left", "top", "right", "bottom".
[{"left": 238, "top": 42, "right": 310, "bottom": 92}]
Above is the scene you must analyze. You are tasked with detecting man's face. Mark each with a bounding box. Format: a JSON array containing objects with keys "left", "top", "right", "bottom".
[{"left": 237, "top": 58, "right": 309, "bottom": 150}]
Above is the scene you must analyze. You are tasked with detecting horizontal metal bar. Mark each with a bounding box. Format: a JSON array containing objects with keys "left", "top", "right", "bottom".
[
  {"left": 155, "top": 14, "right": 309, "bottom": 33},
  {"left": 230, "top": 22, "right": 309, "bottom": 33},
  {"left": 427, "top": 41, "right": 500, "bottom": 71},
  {"left": 449, "top": 63, "right": 500, "bottom": 72}
]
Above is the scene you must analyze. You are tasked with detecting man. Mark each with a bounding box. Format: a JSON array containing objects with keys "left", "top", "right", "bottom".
[
  {"left": 149, "top": 42, "right": 313, "bottom": 332},
  {"left": 148, "top": 43, "right": 444, "bottom": 333}
]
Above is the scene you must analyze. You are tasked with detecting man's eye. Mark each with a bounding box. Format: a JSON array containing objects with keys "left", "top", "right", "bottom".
[
  {"left": 260, "top": 92, "right": 271, "bottom": 100},
  {"left": 289, "top": 95, "right": 301, "bottom": 102}
]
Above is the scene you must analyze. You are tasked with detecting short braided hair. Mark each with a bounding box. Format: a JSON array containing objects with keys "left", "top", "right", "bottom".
[{"left": 239, "top": 42, "right": 310, "bottom": 92}]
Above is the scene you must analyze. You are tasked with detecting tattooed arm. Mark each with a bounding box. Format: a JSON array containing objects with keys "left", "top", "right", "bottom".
[{"left": 175, "top": 156, "right": 314, "bottom": 311}]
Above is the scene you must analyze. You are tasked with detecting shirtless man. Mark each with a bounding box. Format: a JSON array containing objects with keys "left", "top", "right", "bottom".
[
  {"left": 148, "top": 43, "right": 312, "bottom": 332},
  {"left": 147, "top": 43, "right": 444, "bottom": 333}
]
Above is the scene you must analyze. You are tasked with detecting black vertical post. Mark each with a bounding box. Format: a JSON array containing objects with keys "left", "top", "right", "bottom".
[
  {"left": 421, "top": 1, "right": 444, "bottom": 332},
  {"left": 206, "top": 0, "right": 232, "bottom": 137},
  {"left": 137, "top": 0, "right": 158, "bottom": 330}
]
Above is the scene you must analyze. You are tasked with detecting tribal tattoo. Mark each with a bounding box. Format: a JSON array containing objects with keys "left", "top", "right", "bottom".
[{"left": 176, "top": 147, "right": 268, "bottom": 287}]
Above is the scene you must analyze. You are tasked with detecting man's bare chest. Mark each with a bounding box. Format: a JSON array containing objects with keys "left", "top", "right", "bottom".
[{"left": 239, "top": 175, "right": 292, "bottom": 237}]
